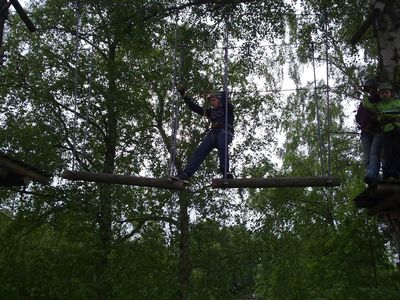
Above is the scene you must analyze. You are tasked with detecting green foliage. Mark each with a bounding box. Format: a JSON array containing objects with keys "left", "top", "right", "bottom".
[{"left": 0, "top": 0, "right": 399, "bottom": 299}]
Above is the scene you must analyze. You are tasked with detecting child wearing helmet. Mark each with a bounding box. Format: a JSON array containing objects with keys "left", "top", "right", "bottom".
[
  {"left": 376, "top": 82, "right": 400, "bottom": 180},
  {"left": 171, "top": 88, "right": 234, "bottom": 183}
]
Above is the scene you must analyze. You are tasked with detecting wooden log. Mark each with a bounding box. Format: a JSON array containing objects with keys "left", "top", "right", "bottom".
[
  {"left": 0, "top": 166, "right": 8, "bottom": 178},
  {"left": 212, "top": 176, "right": 341, "bottom": 189},
  {"left": 61, "top": 170, "right": 185, "bottom": 190},
  {"left": 0, "top": 156, "right": 50, "bottom": 185}
]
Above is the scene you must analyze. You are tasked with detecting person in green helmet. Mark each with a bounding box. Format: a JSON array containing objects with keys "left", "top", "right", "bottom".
[{"left": 376, "top": 82, "right": 400, "bottom": 180}]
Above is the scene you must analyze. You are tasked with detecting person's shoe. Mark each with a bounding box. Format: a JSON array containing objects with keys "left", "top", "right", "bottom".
[
  {"left": 222, "top": 172, "right": 234, "bottom": 179},
  {"left": 171, "top": 172, "right": 190, "bottom": 183}
]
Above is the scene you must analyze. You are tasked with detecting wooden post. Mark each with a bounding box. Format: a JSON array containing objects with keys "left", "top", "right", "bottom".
[
  {"left": 371, "top": 0, "right": 400, "bottom": 87},
  {"left": 212, "top": 176, "right": 340, "bottom": 189},
  {"left": 61, "top": 170, "right": 185, "bottom": 190},
  {"left": 350, "top": 1, "right": 400, "bottom": 90}
]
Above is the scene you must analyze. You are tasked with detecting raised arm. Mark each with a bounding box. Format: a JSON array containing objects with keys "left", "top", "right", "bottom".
[{"left": 178, "top": 88, "right": 206, "bottom": 116}]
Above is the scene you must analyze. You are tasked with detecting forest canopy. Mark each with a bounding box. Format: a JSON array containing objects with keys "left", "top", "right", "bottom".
[{"left": 0, "top": 0, "right": 399, "bottom": 299}]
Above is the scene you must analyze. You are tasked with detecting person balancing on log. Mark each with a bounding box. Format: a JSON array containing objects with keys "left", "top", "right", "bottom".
[{"left": 171, "top": 88, "right": 234, "bottom": 183}]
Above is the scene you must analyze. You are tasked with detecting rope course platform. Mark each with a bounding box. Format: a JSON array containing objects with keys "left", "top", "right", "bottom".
[
  {"left": 212, "top": 176, "right": 341, "bottom": 189},
  {"left": 61, "top": 170, "right": 185, "bottom": 190},
  {"left": 353, "top": 180, "right": 400, "bottom": 216}
]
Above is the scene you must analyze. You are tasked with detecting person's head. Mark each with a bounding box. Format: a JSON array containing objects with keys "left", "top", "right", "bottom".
[
  {"left": 207, "top": 93, "right": 221, "bottom": 108},
  {"left": 363, "top": 78, "right": 378, "bottom": 95},
  {"left": 378, "top": 82, "right": 393, "bottom": 101}
]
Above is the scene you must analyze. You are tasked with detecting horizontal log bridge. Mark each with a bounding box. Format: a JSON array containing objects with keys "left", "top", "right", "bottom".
[
  {"left": 212, "top": 176, "right": 341, "bottom": 189},
  {"left": 0, "top": 155, "right": 50, "bottom": 185},
  {"left": 61, "top": 170, "right": 185, "bottom": 190}
]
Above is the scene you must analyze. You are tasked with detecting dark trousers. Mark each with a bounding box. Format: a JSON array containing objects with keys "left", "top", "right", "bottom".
[
  {"left": 360, "top": 131, "right": 383, "bottom": 179},
  {"left": 382, "top": 128, "right": 400, "bottom": 179},
  {"left": 184, "top": 129, "right": 233, "bottom": 176}
]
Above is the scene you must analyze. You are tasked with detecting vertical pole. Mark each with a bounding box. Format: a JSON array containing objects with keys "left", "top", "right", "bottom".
[
  {"left": 311, "top": 42, "right": 325, "bottom": 177},
  {"left": 72, "top": 0, "right": 81, "bottom": 170},
  {"left": 324, "top": 7, "right": 332, "bottom": 177},
  {"left": 169, "top": 8, "right": 180, "bottom": 177},
  {"left": 72, "top": 0, "right": 81, "bottom": 171},
  {"left": 223, "top": 17, "right": 229, "bottom": 182}
]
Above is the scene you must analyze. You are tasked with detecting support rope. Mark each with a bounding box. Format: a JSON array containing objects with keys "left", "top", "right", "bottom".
[
  {"left": 223, "top": 17, "right": 229, "bottom": 183},
  {"left": 80, "top": 34, "right": 95, "bottom": 169},
  {"left": 169, "top": 6, "right": 180, "bottom": 177},
  {"left": 311, "top": 42, "right": 325, "bottom": 177},
  {"left": 324, "top": 7, "right": 332, "bottom": 177},
  {"left": 72, "top": 0, "right": 81, "bottom": 171}
]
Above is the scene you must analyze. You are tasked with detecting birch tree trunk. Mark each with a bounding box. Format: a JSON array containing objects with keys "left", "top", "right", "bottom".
[{"left": 372, "top": 0, "right": 400, "bottom": 90}]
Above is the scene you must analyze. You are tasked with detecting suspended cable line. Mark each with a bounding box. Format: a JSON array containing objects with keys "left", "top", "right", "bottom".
[
  {"left": 72, "top": 0, "right": 81, "bottom": 171},
  {"left": 223, "top": 15, "right": 229, "bottom": 183},
  {"left": 324, "top": 7, "right": 332, "bottom": 177},
  {"left": 312, "top": 41, "right": 326, "bottom": 177},
  {"left": 169, "top": 6, "right": 181, "bottom": 178}
]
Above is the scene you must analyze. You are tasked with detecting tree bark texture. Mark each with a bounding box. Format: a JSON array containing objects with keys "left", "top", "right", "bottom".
[
  {"left": 61, "top": 170, "right": 185, "bottom": 190},
  {"left": 372, "top": 0, "right": 400, "bottom": 87}
]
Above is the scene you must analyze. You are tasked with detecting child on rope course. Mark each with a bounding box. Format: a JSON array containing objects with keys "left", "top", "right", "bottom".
[
  {"left": 376, "top": 82, "right": 400, "bottom": 180},
  {"left": 171, "top": 88, "right": 234, "bottom": 183}
]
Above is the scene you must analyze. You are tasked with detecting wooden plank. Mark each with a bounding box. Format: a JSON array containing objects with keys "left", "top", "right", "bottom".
[
  {"left": 0, "top": 175, "right": 30, "bottom": 186},
  {"left": 61, "top": 170, "right": 185, "bottom": 190},
  {"left": 212, "top": 176, "right": 340, "bottom": 189},
  {"left": 0, "top": 156, "right": 50, "bottom": 185}
]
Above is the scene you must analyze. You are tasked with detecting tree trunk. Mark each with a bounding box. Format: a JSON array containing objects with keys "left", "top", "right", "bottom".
[
  {"left": 372, "top": 0, "right": 400, "bottom": 88},
  {"left": 178, "top": 191, "right": 191, "bottom": 300},
  {"left": 94, "top": 43, "right": 118, "bottom": 300}
]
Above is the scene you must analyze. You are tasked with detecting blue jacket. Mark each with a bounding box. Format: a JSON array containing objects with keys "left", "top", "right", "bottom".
[{"left": 183, "top": 91, "right": 234, "bottom": 132}]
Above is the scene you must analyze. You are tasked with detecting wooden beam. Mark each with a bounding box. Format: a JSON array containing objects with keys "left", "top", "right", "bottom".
[
  {"left": 10, "top": 0, "right": 36, "bottom": 32},
  {"left": 212, "top": 176, "right": 341, "bottom": 189},
  {"left": 61, "top": 170, "right": 185, "bottom": 190},
  {"left": 0, "top": 166, "right": 8, "bottom": 178},
  {"left": 0, "top": 156, "right": 50, "bottom": 185}
]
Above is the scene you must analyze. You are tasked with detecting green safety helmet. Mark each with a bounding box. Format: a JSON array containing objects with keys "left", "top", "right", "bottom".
[{"left": 378, "top": 82, "right": 393, "bottom": 92}]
